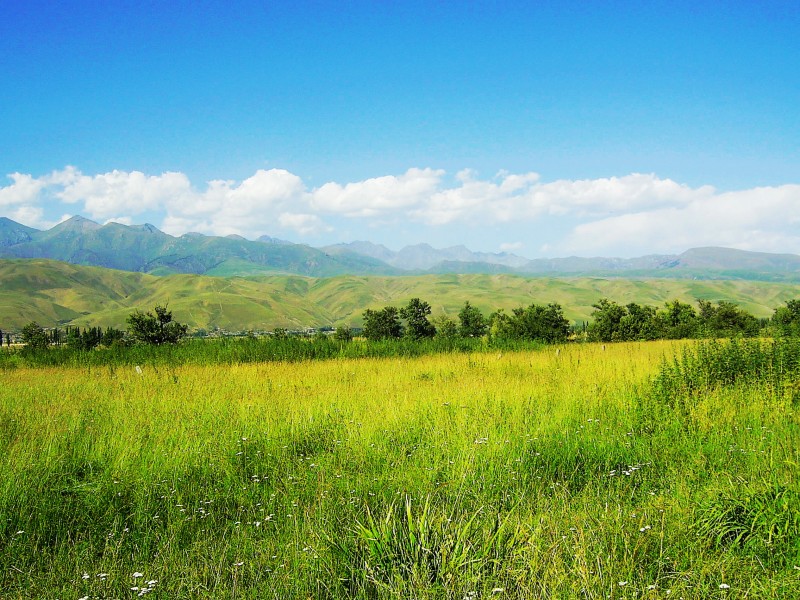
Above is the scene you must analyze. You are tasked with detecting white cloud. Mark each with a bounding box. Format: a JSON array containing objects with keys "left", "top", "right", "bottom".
[
  {"left": 556, "top": 184, "right": 800, "bottom": 256},
  {"left": 0, "top": 173, "right": 45, "bottom": 207},
  {"left": 278, "top": 213, "right": 331, "bottom": 236},
  {"left": 56, "top": 169, "right": 193, "bottom": 219},
  {"left": 3, "top": 166, "right": 800, "bottom": 257},
  {"left": 311, "top": 168, "right": 443, "bottom": 217}
]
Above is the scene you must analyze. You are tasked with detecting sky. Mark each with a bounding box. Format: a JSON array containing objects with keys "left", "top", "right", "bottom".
[{"left": 1, "top": 0, "right": 799, "bottom": 258}]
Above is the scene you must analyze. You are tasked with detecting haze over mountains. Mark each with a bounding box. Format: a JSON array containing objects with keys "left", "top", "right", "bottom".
[{"left": 3, "top": 216, "right": 800, "bottom": 281}]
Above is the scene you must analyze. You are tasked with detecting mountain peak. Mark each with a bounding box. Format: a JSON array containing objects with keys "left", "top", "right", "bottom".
[{"left": 53, "top": 215, "right": 101, "bottom": 232}]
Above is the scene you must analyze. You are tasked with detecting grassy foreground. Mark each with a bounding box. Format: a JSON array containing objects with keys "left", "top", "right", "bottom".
[{"left": 1, "top": 341, "right": 798, "bottom": 598}]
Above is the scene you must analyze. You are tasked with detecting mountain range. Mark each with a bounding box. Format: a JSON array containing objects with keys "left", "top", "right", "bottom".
[{"left": 3, "top": 216, "right": 800, "bottom": 281}]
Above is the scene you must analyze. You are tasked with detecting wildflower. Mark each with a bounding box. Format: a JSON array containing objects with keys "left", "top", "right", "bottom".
[
  {"left": 492, "top": 588, "right": 505, "bottom": 594},
  {"left": 82, "top": 573, "right": 90, "bottom": 579},
  {"left": 133, "top": 572, "right": 144, "bottom": 578},
  {"left": 618, "top": 581, "right": 628, "bottom": 586},
  {"left": 719, "top": 583, "right": 730, "bottom": 589}
]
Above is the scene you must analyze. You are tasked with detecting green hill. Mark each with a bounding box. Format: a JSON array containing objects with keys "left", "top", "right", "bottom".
[{"left": 2, "top": 259, "right": 799, "bottom": 332}]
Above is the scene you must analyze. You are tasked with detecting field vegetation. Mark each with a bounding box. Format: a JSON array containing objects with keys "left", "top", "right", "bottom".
[{"left": 1, "top": 335, "right": 799, "bottom": 598}]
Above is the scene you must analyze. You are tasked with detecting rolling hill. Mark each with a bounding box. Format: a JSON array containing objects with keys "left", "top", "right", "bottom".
[{"left": 1, "top": 258, "right": 799, "bottom": 331}]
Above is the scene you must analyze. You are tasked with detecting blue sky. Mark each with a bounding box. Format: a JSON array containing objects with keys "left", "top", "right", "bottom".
[{"left": 1, "top": 1, "right": 799, "bottom": 257}]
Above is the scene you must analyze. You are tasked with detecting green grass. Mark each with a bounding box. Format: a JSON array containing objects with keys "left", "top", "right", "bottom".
[{"left": 1, "top": 340, "right": 798, "bottom": 597}]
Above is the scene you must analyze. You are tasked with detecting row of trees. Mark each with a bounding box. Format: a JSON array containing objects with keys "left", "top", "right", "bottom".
[
  {"left": 14, "top": 298, "right": 800, "bottom": 352},
  {"left": 360, "top": 297, "right": 800, "bottom": 345},
  {"left": 18, "top": 306, "right": 187, "bottom": 351},
  {"left": 586, "top": 299, "right": 764, "bottom": 342}
]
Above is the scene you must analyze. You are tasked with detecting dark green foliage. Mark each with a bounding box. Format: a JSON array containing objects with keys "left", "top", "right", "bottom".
[
  {"left": 697, "top": 300, "right": 760, "bottom": 337},
  {"left": 490, "top": 303, "right": 570, "bottom": 343},
  {"left": 362, "top": 306, "right": 403, "bottom": 341},
  {"left": 661, "top": 299, "right": 699, "bottom": 339},
  {"left": 399, "top": 298, "right": 435, "bottom": 340},
  {"left": 772, "top": 299, "right": 800, "bottom": 336},
  {"left": 126, "top": 305, "right": 188, "bottom": 345},
  {"left": 457, "top": 301, "right": 488, "bottom": 338},
  {"left": 20, "top": 322, "right": 48, "bottom": 350},
  {"left": 333, "top": 325, "right": 353, "bottom": 342},
  {"left": 589, "top": 298, "right": 761, "bottom": 342},
  {"left": 587, "top": 298, "right": 627, "bottom": 342}
]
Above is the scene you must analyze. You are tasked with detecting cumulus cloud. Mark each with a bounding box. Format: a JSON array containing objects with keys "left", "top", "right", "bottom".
[
  {"left": 311, "top": 168, "right": 443, "bottom": 217},
  {"left": 0, "top": 173, "right": 45, "bottom": 207},
  {"left": 2, "top": 165, "right": 800, "bottom": 257},
  {"left": 556, "top": 184, "right": 800, "bottom": 256}
]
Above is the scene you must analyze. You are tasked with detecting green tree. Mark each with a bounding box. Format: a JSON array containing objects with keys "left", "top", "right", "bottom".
[
  {"left": 587, "top": 299, "right": 626, "bottom": 342},
  {"left": 661, "top": 299, "right": 698, "bottom": 339},
  {"left": 772, "top": 299, "right": 800, "bottom": 336},
  {"left": 618, "top": 303, "right": 660, "bottom": 341},
  {"left": 457, "top": 301, "right": 487, "bottom": 338},
  {"left": 399, "top": 298, "right": 436, "bottom": 340},
  {"left": 362, "top": 306, "right": 403, "bottom": 341},
  {"left": 126, "top": 305, "right": 188, "bottom": 345},
  {"left": 509, "top": 303, "right": 571, "bottom": 343},
  {"left": 697, "top": 300, "right": 760, "bottom": 338},
  {"left": 333, "top": 325, "right": 353, "bottom": 342},
  {"left": 21, "top": 322, "right": 49, "bottom": 350},
  {"left": 432, "top": 315, "right": 458, "bottom": 339}
]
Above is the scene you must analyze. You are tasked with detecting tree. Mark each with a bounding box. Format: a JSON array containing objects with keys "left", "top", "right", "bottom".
[
  {"left": 362, "top": 306, "right": 403, "bottom": 341},
  {"left": 773, "top": 299, "right": 800, "bottom": 337},
  {"left": 509, "top": 303, "right": 571, "bottom": 342},
  {"left": 333, "top": 325, "right": 353, "bottom": 342},
  {"left": 661, "top": 299, "right": 698, "bottom": 339},
  {"left": 618, "top": 303, "right": 660, "bottom": 341},
  {"left": 697, "top": 300, "right": 760, "bottom": 338},
  {"left": 126, "top": 305, "right": 188, "bottom": 345},
  {"left": 432, "top": 315, "right": 458, "bottom": 339},
  {"left": 587, "top": 299, "right": 626, "bottom": 342},
  {"left": 21, "top": 322, "right": 49, "bottom": 350},
  {"left": 458, "top": 301, "right": 487, "bottom": 338},
  {"left": 399, "top": 298, "right": 435, "bottom": 340}
]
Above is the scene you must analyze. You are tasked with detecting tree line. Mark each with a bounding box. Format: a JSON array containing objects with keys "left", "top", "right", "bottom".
[
  {"left": 9, "top": 297, "right": 800, "bottom": 353},
  {"left": 359, "top": 297, "right": 798, "bottom": 344}
]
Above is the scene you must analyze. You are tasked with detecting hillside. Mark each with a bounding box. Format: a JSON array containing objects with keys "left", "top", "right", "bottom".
[
  {"left": 4, "top": 217, "right": 800, "bottom": 281},
  {"left": 0, "top": 216, "right": 398, "bottom": 277},
  {"left": 2, "top": 259, "right": 799, "bottom": 331}
]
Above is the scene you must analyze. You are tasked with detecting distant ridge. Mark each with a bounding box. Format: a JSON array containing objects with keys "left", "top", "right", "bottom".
[
  {"left": 0, "top": 216, "right": 398, "bottom": 277},
  {"left": 2, "top": 216, "right": 800, "bottom": 281}
]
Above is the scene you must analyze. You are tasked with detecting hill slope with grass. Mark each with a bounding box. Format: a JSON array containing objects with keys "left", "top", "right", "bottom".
[{"left": 2, "top": 259, "right": 799, "bottom": 331}]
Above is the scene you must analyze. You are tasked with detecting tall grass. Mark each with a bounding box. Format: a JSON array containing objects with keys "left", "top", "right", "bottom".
[
  {"left": 0, "top": 340, "right": 798, "bottom": 597},
  {"left": 0, "top": 335, "right": 533, "bottom": 369}
]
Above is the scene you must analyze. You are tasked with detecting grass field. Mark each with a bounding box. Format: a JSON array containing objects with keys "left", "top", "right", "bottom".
[{"left": 1, "top": 341, "right": 798, "bottom": 598}]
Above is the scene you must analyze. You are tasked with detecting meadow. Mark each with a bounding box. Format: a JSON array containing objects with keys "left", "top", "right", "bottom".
[{"left": 1, "top": 340, "right": 798, "bottom": 598}]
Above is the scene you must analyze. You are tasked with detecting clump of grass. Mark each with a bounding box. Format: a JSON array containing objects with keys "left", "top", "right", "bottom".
[
  {"left": 693, "top": 481, "right": 800, "bottom": 568},
  {"left": 652, "top": 337, "right": 800, "bottom": 402},
  {"left": 326, "top": 495, "right": 522, "bottom": 595}
]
